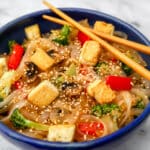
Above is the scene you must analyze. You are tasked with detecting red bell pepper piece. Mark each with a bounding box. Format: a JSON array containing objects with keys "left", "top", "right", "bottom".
[
  {"left": 77, "top": 31, "right": 90, "bottom": 45},
  {"left": 110, "top": 58, "right": 117, "bottom": 63},
  {"left": 106, "top": 75, "right": 132, "bottom": 91},
  {"left": 13, "top": 81, "right": 23, "bottom": 89},
  {"left": 78, "top": 122, "right": 104, "bottom": 136},
  {"left": 8, "top": 43, "right": 24, "bottom": 70}
]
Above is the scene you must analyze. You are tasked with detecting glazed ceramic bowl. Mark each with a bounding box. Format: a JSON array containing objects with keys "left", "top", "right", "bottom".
[{"left": 0, "top": 8, "right": 150, "bottom": 150}]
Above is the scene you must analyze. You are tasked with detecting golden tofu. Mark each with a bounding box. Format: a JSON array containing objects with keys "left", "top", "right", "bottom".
[
  {"left": 25, "top": 24, "right": 41, "bottom": 40},
  {"left": 94, "top": 21, "right": 114, "bottom": 35},
  {"left": 0, "top": 58, "right": 7, "bottom": 77},
  {"left": 87, "top": 80, "right": 116, "bottom": 104},
  {"left": 30, "top": 48, "right": 54, "bottom": 71},
  {"left": 28, "top": 80, "right": 59, "bottom": 107},
  {"left": 79, "top": 40, "right": 101, "bottom": 65},
  {"left": 48, "top": 124, "right": 75, "bottom": 142},
  {"left": 87, "top": 79, "right": 100, "bottom": 97}
]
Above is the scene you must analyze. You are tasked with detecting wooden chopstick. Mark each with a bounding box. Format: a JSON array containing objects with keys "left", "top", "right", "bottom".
[
  {"left": 42, "top": 15, "right": 71, "bottom": 26},
  {"left": 43, "top": 0, "right": 150, "bottom": 81},
  {"left": 42, "top": 14, "right": 150, "bottom": 55}
]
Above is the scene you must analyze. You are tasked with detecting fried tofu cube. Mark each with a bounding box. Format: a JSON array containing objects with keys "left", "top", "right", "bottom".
[
  {"left": 79, "top": 40, "right": 101, "bottom": 65},
  {"left": 48, "top": 124, "right": 75, "bottom": 142},
  {"left": 0, "top": 58, "right": 7, "bottom": 77},
  {"left": 94, "top": 21, "right": 114, "bottom": 35},
  {"left": 30, "top": 48, "right": 54, "bottom": 71},
  {"left": 25, "top": 24, "right": 41, "bottom": 40},
  {"left": 28, "top": 80, "right": 59, "bottom": 107},
  {"left": 87, "top": 80, "right": 116, "bottom": 104},
  {"left": 87, "top": 79, "right": 100, "bottom": 97}
]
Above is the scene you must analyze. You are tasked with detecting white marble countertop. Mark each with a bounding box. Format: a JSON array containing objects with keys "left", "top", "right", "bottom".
[{"left": 0, "top": 0, "right": 150, "bottom": 150}]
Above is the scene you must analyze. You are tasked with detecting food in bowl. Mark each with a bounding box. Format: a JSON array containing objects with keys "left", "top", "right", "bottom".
[{"left": 0, "top": 19, "right": 149, "bottom": 143}]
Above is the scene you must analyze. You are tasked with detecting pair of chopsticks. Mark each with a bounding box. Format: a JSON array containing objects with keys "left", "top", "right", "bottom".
[
  {"left": 42, "top": 15, "right": 150, "bottom": 55},
  {"left": 42, "top": 0, "right": 150, "bottom": 81}
]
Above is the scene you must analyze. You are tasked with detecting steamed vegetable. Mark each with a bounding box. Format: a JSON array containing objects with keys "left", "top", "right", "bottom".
[
  {"left": 54, "top": 63, "right": 76, "bottom": 87},
  {"left": 13, "top": 81, "right": 23, "bottom": 89},
  {"left": 55, "top": 76, "right": 65, "bottom": 87},
  {"left": 121, "top": 63, "right": 133, "bottom": 76},
  {"left": 0, "top": 97, "right": 3, "bottom": 102},
  {"left": 8, "top": 42, "right": 24, "bottom": 70},
  {"left": 77, "top": 121, "right": 104, "bottom": 136},
  {"left": 53, "top": 25, "right": 70, "bottom": 45},
  {"left": 77, "top": 31, "right": 90, "bottom": 45},
  {"left": 10, "top": 108, "right": 49, "bottom": 131},
  {"left": 134, "top": 99, "right": 145, "bottom": 109},
  {"left": 92, "top": 104, "right": 119, "bottom": 117},
  {"left": 106, "top": 76, "right": 132, "bottom": 91},
  {"left": 8, "top": 40, "right": 16, "bottom": 53},
  {"left": 95, "top": 62, "right": 109, "bottom": 75},
  {"left": 66, "top": 63, "right": 76, "bottom": 76},
  {"left": 0, "top": 71, "right": 15, "bottom": 99}
]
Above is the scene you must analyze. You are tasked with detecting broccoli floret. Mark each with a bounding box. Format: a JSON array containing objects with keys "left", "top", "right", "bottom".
[
  {"left": 134, "top": 100, "right": 145, "bottom": 109},
  {"left": 54, "top": 63, "right": 76, "bottom": 87},
  {"left": 94, "top": 62, "right": 110, "bottom": 76},
  {"left": 53, "top": 36, "right": 68, "bottom": 45},
  {"left": 54, "top": 75, "right": 65, "bottom": 87},
  {"left": 8, "top": 40, "right": 16, "bottom": 53},
  {"left": 0, "top": 97, "right": 3, "bottom": 102},
  {"left": 10, "top": 108, "right": 49, "bottom": 131},
  {"left": 53, "top": 25, "right": 70, "bottom": 45},
  {"left": 121, "top": 62, "right": 133, "bottom": 76},
  {"left": 92, "top": 104, "right": 119, "bottom": 117}
]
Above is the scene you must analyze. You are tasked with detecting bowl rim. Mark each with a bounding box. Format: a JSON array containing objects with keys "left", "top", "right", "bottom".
[{"left": 0, "top": 8, "right": 150, "bottom": 149}]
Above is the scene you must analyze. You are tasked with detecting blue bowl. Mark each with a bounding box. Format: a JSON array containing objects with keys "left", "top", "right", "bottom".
[{"left": 0, "top": 8, "right": 150, "bottom": 150}]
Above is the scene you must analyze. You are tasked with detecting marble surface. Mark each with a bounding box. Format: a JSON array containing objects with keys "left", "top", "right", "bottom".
[{"left": 0, "top": 0, "right": 150, "bottom": 150}]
